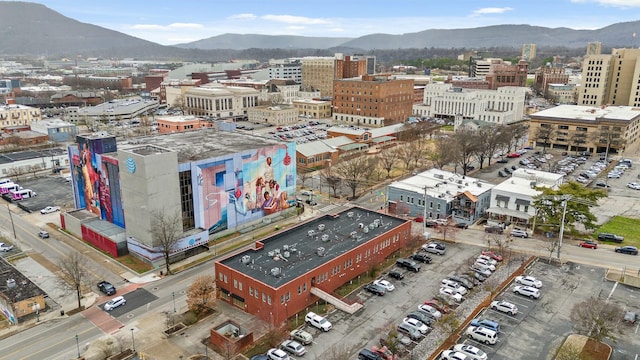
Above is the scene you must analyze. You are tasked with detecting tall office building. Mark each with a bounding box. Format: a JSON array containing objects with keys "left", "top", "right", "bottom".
[
  {"left": 301, "top": 54, "right": 367, "bottom": 97},
  {"left": 522, "top": 44, "right": 537, "bottom": 61},
  {"left": 579, "top": 48, "right": 640, "bottom": 107},
  {"left": 586, "top": 41, "right": 602, "bottom": 56}
]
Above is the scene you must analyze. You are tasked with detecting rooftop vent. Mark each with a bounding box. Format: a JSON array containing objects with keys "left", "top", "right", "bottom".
[
  {"left": 321, "top": 234, "right": 330, "bottom": 242},
  {"left": 363, "top": 226, "right": 369, "bottom": 233},
  {"left": 317, "top": 247, "right": 326, "bottom": 256},
  {"left": 241, "top": 255, "right": 251, "bottom": 264},
  {"left": 374, "top": 219, "right": 381, "bottom": 227},
  {"left": 270, "top": 267, "right": 282, "bottom": 277},
  {"left": 347, "top": 211, "right": 354, "bottom": 218},
  {"left": 267, "top": 250, "right": 275, "bottom": 257},
  {"left": 350, "top": 231, "right": 358, "bottom": 238},
  {"left": 318, "top": 224, "right": 325, "bottom": 231},
  {"left": 283, "top": 251, "right": 291, "bottom": 258},
  {"left": 308, "top": 230, "right": 316, "bottom": 237},
  {"left": 6, "top": 279, "right": 16, "bottom": 288},
  {"left": 283, "top": 244, "right": 289, "bottom": 251},
  {"left": 359, "top": 223, "right": 365, "bottom": 228},
  {"left": 477, "top": 183, "right": 482, "bottom": 187}
]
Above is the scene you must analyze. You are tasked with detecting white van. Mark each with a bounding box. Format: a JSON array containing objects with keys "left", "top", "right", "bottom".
[{"left": 466, "top": 326, "right": 498, "bottom": 345}]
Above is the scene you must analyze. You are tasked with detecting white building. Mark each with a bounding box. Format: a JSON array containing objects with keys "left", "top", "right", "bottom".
[
  {"left": 184, "top": 85, "right": 260, "bottom": 119},
  {"left": 268, "top": 59, "right": 302, "bottom": 83},
  {"left": 413, "top": 83, "right": 527, "bottom": 125},
  {"left": 487, "top": 168, "right": 564, "bottom": 228},
  {"left": 0, "top": 103, "right": 42, "bottom": 131}
]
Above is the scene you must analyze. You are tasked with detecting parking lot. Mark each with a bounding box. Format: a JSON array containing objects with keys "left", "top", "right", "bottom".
[
  {"left": 5, "top": 175, "right": 74, "bottom": 214},
  {"left": 453, "top": 260, "right": 640, "bottom": 360}
]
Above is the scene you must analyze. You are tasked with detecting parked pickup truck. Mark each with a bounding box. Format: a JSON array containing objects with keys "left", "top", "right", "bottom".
[
  {"left": 305, "top": 311, "right": 332, "bottom": 332},
  {"left": 97, "top": 281, "right": 116, "bottom": 295}
]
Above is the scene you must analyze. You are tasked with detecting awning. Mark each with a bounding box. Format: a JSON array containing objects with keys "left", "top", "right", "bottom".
[
  {"left": 515, "top": 198, "right": 530, "bottom": 206},
  {"left": 372, "top": 135, "right": 396, "bottom": 143},
  {"left": 486, "top": 207, "right": 532, "bottom": 219},
  {"left": 495, "top": 195, "right": 509, "bottom": 202}
]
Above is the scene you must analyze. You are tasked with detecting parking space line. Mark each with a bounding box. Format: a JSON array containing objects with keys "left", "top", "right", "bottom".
[{"left": 608, "top": 281, "right": 618, "bottom": 300}]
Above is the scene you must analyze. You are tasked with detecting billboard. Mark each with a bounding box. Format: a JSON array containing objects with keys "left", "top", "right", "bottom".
[
  {"left": 192, "top": 142, "right": 296, "bottom": 234},
  {"left": 69, "top": 137, "right": 125, "bottom": 228}
]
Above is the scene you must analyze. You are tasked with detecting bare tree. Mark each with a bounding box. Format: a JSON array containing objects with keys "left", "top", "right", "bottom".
[
  {"left": 334, "top": 156, "right": 368, "bottom": 199},
  {"left": 408, "top": 140, "right": 427, "bottom": 168},
  {"left": 484, "top": 233, "right": 511, "bottom": 257},
  {"left": 535, "top": 124, "right": 556, "bottom": 154},
  {"left": 450, "top": 128, "right": 479, "bottom": 176},
  {"left": 150, "top": 207, "right": 183, "bottom": 275},
  {"left": 554, "top": 341, "right": 584, "bottom": 360},
  {"left": 429, "top": 136, "right": 456, "bottom": 169},
  {"left": 95, "top": 338, "right": 117, "bottom": 359},
  {"left": 56, "top": 252, "right": 86, "bottom": 309},
  {"left": 568, "top": 131, "right": 588, "bottom": 154},
  {"left": 378, "top": 148, "right": 399, "bottom": 178},
  {"left": 298, "top": 170, "right": 311, "bottom": 189},
  {"left": 186, "top": 275, "right": 217, "bottom": 315},
  {"left": 396, "top": 145, "right": 413, "bottom": 172},
  {"left": 570, "top": 296, "right": 622, "bottom": 349},
  {"left": 539, "top": 238, "right": 559, "bottom": 263},
  {"left": 320, "top": 165, "right": 341, "bottom": 197},
  {"left": 361, "top": 156, "right": 379, "bottom": 192}
]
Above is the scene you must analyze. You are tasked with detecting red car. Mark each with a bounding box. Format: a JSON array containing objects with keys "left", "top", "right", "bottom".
[
  {"left": 481, "top": 250, "right": 503, "bottom": 262},
  {"left": 413, "top": 216, "right": 424, "bottom": 223},
  {"left": 579, "top": 240, "right": 598, "bottom": 249},
  {"left": 424, "top": 299, "right": 452, "bottom": 314},
  {"left": 506, "top": 153, "right": 522, "bottom": 158}
]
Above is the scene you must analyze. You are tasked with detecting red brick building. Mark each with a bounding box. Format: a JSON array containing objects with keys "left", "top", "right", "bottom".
[{"left": 214, "top": 207, "right": 411, "bottom": 325}]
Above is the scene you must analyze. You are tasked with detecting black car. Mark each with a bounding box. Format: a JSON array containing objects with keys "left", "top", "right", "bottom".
[
  {"left": 410, "top": 253, "right": 432, "bottom": 264},
  {"left": 472, "top": 271, "right": 487, "bottom": 282},
  {"left": 504, "top": 167, "right": 512, "bottom": 174},
  {"left": 388, "top": 270, "right": 405, "bottom": 280},
  {"left": 357, "top": 349, "right": 384, "bottom": 360},
  {"left": 363, "top": 283, "right": 386, "bottom": 296},
  {"left": 497, "top": 158, "right": 508, "bottom": 164},
  {"left": 424, "top": 220, "right": 438, "bottom": 228},
  {"left": 305, "top": 199, "right": 318, "bottom": 206},
  {"left": 615, "top": 246, "right": 638, "bottom": 255},
  {"left": 406, "top": 311, "right": 434, "bottom": 326},
  {"left": 484, "top": 226, "right": 504, "bottom": 234},
  {"left": 597, "top": 233, "right": 624, "bottom": 243},
  {"left": 498, "top": 170, "right": 507, "bottom": 177},
  {"left": 396, "top": 258, "right": 420, "bottom": 272},
  {"left": 97, "top": 281, "right": 116, "bottom": 295},
  {"left": 455, "top": 222, "right": 469, "bottom": 229}
]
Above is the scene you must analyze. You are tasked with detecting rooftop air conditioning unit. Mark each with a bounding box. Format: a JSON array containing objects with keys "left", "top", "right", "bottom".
[
  {"left": 318, "top": 224, "right": 325, "bottom": 231},
  {"left": 241, "top": 255, "right": 251, "bottom": 264},
  {"left": 350, "top": 231, "right": 358, "bottom": 238},
  {"left": 321, "top": 234, "right": 330, "bottom": 242},
  {"left": 347, "top": 211, "right": 354, "bottom": 218},
  {"left": 270, "top": 267, "right": 282, "bottom": 277},
  {"left": 308, "top": 230, "right": 316, "bottom": 237},
  {"left": 317, "top": 247, "right": 326, "bottom": 256}
]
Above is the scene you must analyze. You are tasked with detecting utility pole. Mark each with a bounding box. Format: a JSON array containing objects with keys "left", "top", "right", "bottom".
[
  {"left": 557, "top": 198, "right": 568, "bottom": 259},
  {"left": 7, "top": 204, "right": 17, "bottom": 240}
]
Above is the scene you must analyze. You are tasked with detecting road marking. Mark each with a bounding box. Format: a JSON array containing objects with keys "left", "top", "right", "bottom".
[{"left": 607, "top": 281, "right": 618, "bottom": 300}]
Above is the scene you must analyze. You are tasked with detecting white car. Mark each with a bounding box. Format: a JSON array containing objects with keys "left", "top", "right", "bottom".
[
  {"left": 608, "top": 172, "right": 621, "bottom": 179},
  {"left": 440, "top": 350, "right": 468, "bottom": 360},
  {"left": 476, "top": 255, "right": 497, "bottom": 266},
  {"left": 373, "top": 279, "right": 395, "bottom": 292},
  {"left": 490, "top": 300, "right": 518, "bottom": 315},
  {"left": 103, "top": 295, "right": 126, "bottom": 311},
  {"left": 513, "top": 285, "right": 541, "bottom": 299},
  {"left": 40, "top": 206, "right": 60, "bottom": 214},
  {"left": 474, "top": 258, "right": 496, "bottom": 271},
  {"left": 418, "top": 304, "right": 442, "bottom": 319},
  {"left": 402, "top": 317, "right": 430, "bottom": 334},
  {"left": 627, "top": 182, "right": 640, "bottom": 190},
  {"left": 453, "top": 344, "right": 488, "bottom": 360},
  {"left": 515, "top": 275, "right": 543, "bottom": 288},
  {"left": 267, "top": 348, "right": 290, "bottom": 360},
  {"left": 0, "top": 242, "right": 14, "bottom": 252},
  {"left": 439, "top": 287, "right": 463, "bottom": 302}
]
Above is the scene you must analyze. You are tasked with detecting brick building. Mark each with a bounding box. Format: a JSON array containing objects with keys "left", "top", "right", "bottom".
[
  {"left": 214, "top": 207, "right": 410, "bottom": 325},
  {"left": 332, "top": 74, "right": 414, "bottom": 127}
]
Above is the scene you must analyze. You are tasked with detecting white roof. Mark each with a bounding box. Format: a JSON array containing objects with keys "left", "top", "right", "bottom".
[
  {"left": 389, "top": 168, "right": 493, "bottom": 201},
  {"left": 511, "top": 168, "right": 563, "bottom": 187},
  {"left": 533, "top": 104, "right": 640, "bottom": 121}
]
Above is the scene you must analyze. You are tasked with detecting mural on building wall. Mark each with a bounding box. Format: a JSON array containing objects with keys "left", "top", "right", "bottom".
[
  {"left": 68, "top": 138, "right": 125, "bottom": 228},
  {"left": 194, "top": 143, "right": 296, "bottom": 234}
]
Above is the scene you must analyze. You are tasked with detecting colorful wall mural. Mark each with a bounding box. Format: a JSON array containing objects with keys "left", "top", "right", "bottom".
[
  {"left": 68, "top": 136, "right": 125, "bottom": 228},
  {"left": 191, "top": 142, "right": 296, "bottom": 234}
]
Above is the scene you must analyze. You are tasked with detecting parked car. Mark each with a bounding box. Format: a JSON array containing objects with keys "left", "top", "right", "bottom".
[
  {"left": 470, "top": 318, "right": 501, "bottom": 332},
  {"left": 615, "top": 246, "right": 638, "bottom": 255},
  {"left": 357, "top": 348, "right": 384, "bottom": 360},
  {"left": 439, "top": 287, "right": 463, "bottom": 302},
  {"left": 422, "top": 242, "right": 446, "bottom": 255},
  {"left": 627, "top": 182, "right": 640, "bottom": 190},
  {"left": 452, "top": 344, "right": 488, "bottom": 360},
  {"left": 598, "top": 233, "right": 624, "bottom": 243},
  {"left": 410, "top": 252, "right": 433, "bottom": 263},
  {"left": 470, "top": 265, "right": 492, "bottom": 278},
  {"left": 267, "top": 348, "right": 290, "bottom": 360},
  {"left": 424, "top": 299, "right": 452, "bottom": 314},
  {"left": 40, "top": 206, "right": 60, "bottom": 214},
  {"left": 402, "top": 317, "right": 430, "bottom": 334},
  {"left": 279, "top": 340, "right": 306, "bottom": 356},
  {"left": 476, "top": 255, "right": 498, "bottom": 266},
  {"left": 418, "top": 304, "right": 442, "bottom": 319},
  {"left": 397, "top": 322, "right": 424, "bottom": 341},
  {"left": 364, "top": 283, "right": 386, "bottom": 296},
  {"left": 497, "top": 158, "right": 508, "bottom": 164},
  {"left": 484, "top": 226, "right": 503, "bottom": 234},
  {"left": 406, "top": 310, "right": 434, "bottom": 326},
  {"left": 103, "top": 295, "right": 126, "bottom": 311},
  {"left": 624, "top": 311, "right": 640, "bottom": 324},
  {"left": 510, "top": 229, "right": 528, "bottom": 238},
  {"left": 396, "top": 258, "right": 421, "bottom": 272},
  {"left": 440, "top": 350, "right": 469, "bottom": 360},
  {"left": 441, "top": 279, "right": 468, "bottom": 295},
  {"left": 0, "top": 242, "right": 14, "bottom": 252},
  {"left": 465, "top": 326, "right": 498, "bottom": 345},
  {"left": 579, "top": 240, "right": 599, "bottom": 249},
  {"left": 480, "top": 250, "right": 503, "bottom": 262},
  {"left": 490, "top": 300, "right": 518, "bottom": 315},
  {"left": 513, "top": 285, "right": 541, "bottom": 299},
  {"left": 455, "top": 222, "right": 469, "bottom": 229},
  {"left": 506, "top": 153, "right": 521, "bottom": 158},
  {"left": 289, "top": 329, "right": 313, "bottom": 345},
  {"left": 305, "top": 312, "right": 332, "bottom": 331},
  {"left": 373, "top": 279, "right": 395, "bottom": 292},
  {"left": 474, "top": 259, "right": 496, "bottom": 271},
  {"left": 388, "top": 270, "right": 405, "bottom": 280},
  {"left": 515, "top": 275, "right": 543, "bottom": 288},
  {"left": 447, "top": 275, "right": 475, "bottom": 290},
  {"left": 305, "top": 199, "right": 318, "bottom": 206},
  {"left": 97, "top": 281, "right": 116, "bottom": 295}
]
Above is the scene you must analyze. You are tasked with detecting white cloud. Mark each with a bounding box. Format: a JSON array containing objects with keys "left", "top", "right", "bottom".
[
  {"left": 130, "top": 24, "right": 165, "bottom": 30},
  {"left": 571, "top": 0, "right": 640, "bottom": 7},
  {"left": 472, "top": 7, "right": 514, "bottom": 16},
  {"left": 227, "top": 13, "right": 257, "bottom": 20},
  {"left": 167, "top": 23, "right": 203, "bottom": 29},
  {"left": 261, "top": 14, "right": 332, "bottom": 25}
]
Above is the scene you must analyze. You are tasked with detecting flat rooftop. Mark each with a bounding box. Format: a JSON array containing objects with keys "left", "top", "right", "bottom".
[
  {"left": 532, "top": 105, "right": 640, "bottom": 121},
  {"left": 220, "top": 207, "right": 407, "bottom": 288},
  {"left": 114, "top": 128, "right": 286, "bottom": 163},
  {"left": 390, "top": 168, "right": 493, "bottom": 201}
]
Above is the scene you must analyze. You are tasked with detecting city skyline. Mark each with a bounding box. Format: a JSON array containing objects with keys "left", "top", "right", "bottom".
[{"left": 17, "top": 0, "right": 640, "bottom": 46}]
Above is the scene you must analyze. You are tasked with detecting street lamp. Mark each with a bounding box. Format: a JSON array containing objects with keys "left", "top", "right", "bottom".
[
  {"left": 75, "top": 334, "right": 80, "bottom": 358},
  {"left": 172, "top": 291, "right": 176, "bottom": 313},
  {"left": 130, "top": 328, "right": 135, "bottom": 352}
]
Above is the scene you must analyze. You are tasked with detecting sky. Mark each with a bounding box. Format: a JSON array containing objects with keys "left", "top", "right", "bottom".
[{"left": 19, "top": 0, "right": 640, "bottom": 45}]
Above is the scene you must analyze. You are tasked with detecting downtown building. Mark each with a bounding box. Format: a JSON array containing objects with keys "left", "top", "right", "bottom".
[{"left": 579, "top": 48, "right": 640, "bottom": 107}]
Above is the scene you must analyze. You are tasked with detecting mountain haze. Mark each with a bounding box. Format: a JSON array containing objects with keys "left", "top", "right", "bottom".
[{"left": 176, "top": 34, "right": 353, "bottom": 51}]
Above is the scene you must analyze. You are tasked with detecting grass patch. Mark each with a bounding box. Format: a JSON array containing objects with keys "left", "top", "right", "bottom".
[
  {"left": 595, "top": 216, "right": 640, "bottom": 246},
  {"left": 441, "top": 125, "right": 454, "bottom": 131},
  {"left": 116, "top": 255, "right": 154, "bottom": 273}
]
